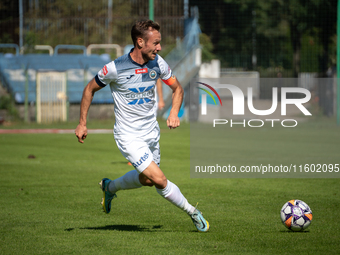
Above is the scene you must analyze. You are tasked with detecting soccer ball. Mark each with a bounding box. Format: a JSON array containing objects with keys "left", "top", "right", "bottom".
[{"left": 280, "top": 199, "right": 313, "bottom": 231}]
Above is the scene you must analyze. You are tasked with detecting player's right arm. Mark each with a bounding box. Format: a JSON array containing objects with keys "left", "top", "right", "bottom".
[{"left": 75, "top": 78, "right": 103, "bottom": 143}]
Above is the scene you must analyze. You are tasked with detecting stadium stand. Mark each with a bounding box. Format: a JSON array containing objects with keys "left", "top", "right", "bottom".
[{"left": 0, "top": 52, "right": 113, "bottom": 104}]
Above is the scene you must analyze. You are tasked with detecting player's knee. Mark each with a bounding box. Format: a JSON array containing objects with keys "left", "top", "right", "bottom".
[
  {"left": 153, "top": 175, "right": 167, "bottom": 189},
  {"left": 139, "top": 174, "right": 154, "bottom": 187},
  {"left": 144, "top": 179, "right": 154, "bottom": 187}
]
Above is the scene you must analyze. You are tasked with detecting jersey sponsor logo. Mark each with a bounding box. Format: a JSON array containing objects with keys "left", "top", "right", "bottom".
[
  {"left": 126, "top": 85, "right": 154, "bottom": 105},
  {"left": 135, "top": 68, "right": 148, "bottom": 74},
  {"left": 102, "top": 65, "right": 108, "bottom": 76},
  {"left": 131, "top": 152, "right": 149, "bottom": 168},
  {"left": 126, "top": 74, "right": 135, "bottom": 79},
  {"left": 149, "top": 70, "right": 157, "bottom": 79}
]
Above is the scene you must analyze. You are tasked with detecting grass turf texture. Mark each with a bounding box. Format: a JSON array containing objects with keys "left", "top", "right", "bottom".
[{"left": 0, "top": 119, "right": 339, "bottom": 254}]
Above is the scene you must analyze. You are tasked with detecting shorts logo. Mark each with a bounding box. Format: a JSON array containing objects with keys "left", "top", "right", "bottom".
[
  {"left": 149, "top": 70, "right": 157, "bottom": 79},
  {"left": 135, "top": 68, "right": 148, "bottom": 74},
  {"left": 131, "top": 152, "right": 149, "bottom": 168},
  {"left": 102, "top": 66, "right": 108, "bottom": 76}
]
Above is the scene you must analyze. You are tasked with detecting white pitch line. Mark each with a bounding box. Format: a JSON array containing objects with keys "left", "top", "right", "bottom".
[{"left": 0, "top": 129, "right": 113, "bottom": 134}]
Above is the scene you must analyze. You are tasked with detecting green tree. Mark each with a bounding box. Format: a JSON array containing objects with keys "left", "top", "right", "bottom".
[
  {"left": 280, "top": 0, "right": 336, "bottom": 76},
  {"left": 190, "top": 0, "right": 336, "bottom": 76}
]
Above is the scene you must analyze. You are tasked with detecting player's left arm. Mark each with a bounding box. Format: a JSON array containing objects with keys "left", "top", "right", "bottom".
[
  {"left": 166, "top": 77, "right": 184, "bottom": 129},
  {"left": 158, "top": 55, "right": 183, "bottom": 129},
  {"left": 156, "top": 78, "right": 165, "bottom": 110}
]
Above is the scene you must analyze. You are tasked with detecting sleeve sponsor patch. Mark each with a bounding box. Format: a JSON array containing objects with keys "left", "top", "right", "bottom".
[
  {"left": 96, "top": 61, "right": 117, "bottom": 86},
  {"left": 102, "top": 65, "right": 108, "bottom": 76}
]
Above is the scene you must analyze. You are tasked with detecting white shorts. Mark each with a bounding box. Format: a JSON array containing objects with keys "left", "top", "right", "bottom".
[{"left": 115, "top": 125, "right": 161, "bottom": 173}]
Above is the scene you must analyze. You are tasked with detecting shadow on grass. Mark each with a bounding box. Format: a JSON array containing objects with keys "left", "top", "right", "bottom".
[
  {"left": 65, "top": 224, "right": 164, "bottom": 232},
  {"left": 279, "top": 230, "right": 310, "bottom": 233}
]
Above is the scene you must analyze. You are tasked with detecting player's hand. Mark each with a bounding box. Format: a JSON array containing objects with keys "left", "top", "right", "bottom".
[
  {"left": 167, "top": 114, "right": 180, "bottom": 129},
  {"left": 75, "top": 124, "right": 87, "bottom": 143}
]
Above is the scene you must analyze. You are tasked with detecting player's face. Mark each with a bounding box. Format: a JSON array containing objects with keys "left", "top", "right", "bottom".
[{"left": 141, "top": 29, "right": 161, "bottom": 61}]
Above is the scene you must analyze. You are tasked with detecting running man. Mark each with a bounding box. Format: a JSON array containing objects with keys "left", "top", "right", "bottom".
[{"left": 75, "top": 20, "right": 209, "bottom": 232}]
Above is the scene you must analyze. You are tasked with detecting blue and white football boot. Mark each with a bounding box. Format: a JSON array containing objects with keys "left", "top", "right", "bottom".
[
  {"left": 190, "top": 208, "right": 210, "bottom": 232},
  {"left": 99, "top": 178, "right": 117, "bottom": 214}
]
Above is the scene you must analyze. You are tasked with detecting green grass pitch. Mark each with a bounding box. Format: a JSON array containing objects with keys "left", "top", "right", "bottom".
[{"left": 0, "top": 119, "right": 339, "bottom": 254}]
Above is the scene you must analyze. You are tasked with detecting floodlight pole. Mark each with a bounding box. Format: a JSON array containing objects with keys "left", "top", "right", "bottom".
[
  {"left": 19, "top": 0, "right": 23, "bottom": 53},
  {"left": 337, "top": 0, "right": 340, "bottom": 125},
  {"left": 108, "top": 0, "right": 113, "bottom": 44},
  {"left": 149, "top": 0, "right": 154, "bottom": 21}
]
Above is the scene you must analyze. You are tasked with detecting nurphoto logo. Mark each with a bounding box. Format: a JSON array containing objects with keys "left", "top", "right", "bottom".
[
  {"left": 198, "top": 82, "right": 312, "bottom": 128},
  {"left": 197, "top": 82, "right": 222, "bottom": 115}
]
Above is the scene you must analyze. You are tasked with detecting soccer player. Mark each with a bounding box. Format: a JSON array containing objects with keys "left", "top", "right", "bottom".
[{"left": 75, "top": 20, "right": 209, "bottom": 232}]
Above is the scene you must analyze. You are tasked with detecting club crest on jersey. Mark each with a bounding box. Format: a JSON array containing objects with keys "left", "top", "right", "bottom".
[{"left": 149, "top": 70, "right": 157, "bottom": 79}]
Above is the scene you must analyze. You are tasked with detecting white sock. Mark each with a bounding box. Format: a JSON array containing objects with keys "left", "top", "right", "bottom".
[
  {"left": 108, "top": 170, "right": 142, "bottom": 194},
  {"left": 156, "top": 180, "right": 195, "bottom": 215}
]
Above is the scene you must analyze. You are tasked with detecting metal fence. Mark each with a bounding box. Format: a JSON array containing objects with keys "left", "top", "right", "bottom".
[
  {"left": 2, "top": 1, "right": 336, "bottom": 78},
  {"left": 0, "top": 0, "right": 185, "bottom": 52}
]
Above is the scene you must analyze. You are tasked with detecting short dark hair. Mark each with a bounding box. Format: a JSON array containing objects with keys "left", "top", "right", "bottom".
[{"left": 131, "top": 20, "right": 160, "bottom": 46}]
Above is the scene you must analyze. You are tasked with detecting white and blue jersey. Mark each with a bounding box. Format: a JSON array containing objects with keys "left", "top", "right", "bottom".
[{"left": 95, "top": 48, "right": 173, "bottom": 139}]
